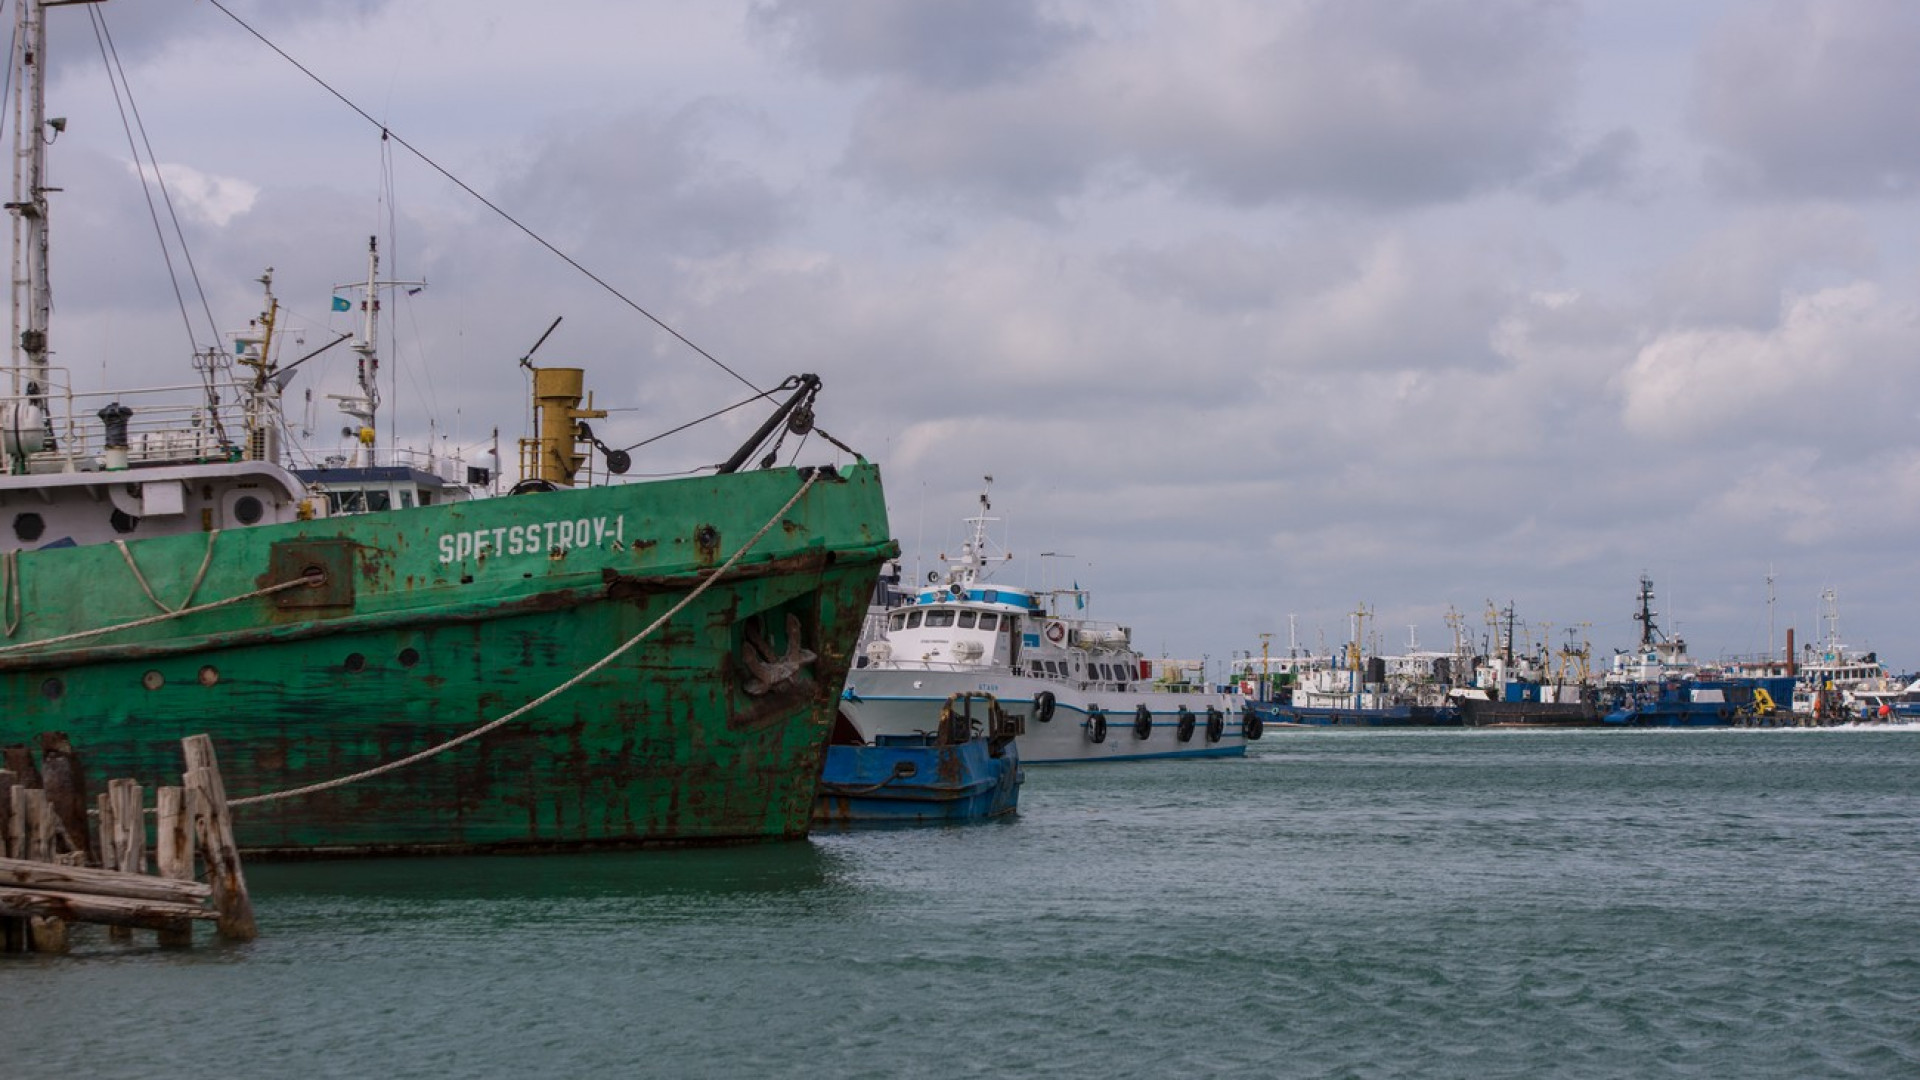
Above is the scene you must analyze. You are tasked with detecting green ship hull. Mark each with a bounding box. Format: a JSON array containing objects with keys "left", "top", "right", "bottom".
[{"left": 0, "top": 463, "right": 894, "bottom": 856}]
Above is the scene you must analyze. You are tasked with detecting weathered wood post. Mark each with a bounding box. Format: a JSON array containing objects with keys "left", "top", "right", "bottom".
[
  {"left": 108, "top": 779, "right": 146, "bottom": 877},
  {"left": 19, "top": 787, "right": 69, "bottom": 953},
  {"left": 155, "top": 786, "right": 196, "bottom": 947},
  {"left": 37, "top": 733, "right": 90, "bottom": 865},
  {"left": 1, "top": 745, "right": 36, "bottom": 787},
  {"left": 107, "top": 779, "right": 145, "bottom": 943},
  {"left": 0, "top": 768, "right": 20, "bottom": 952},
  {"left": 182, "top": 735, "right": 256, "bottom": 943}
]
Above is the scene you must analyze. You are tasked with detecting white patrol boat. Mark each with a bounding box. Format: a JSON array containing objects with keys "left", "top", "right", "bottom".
[{"left": 839, "top": 482, "right": 1254, "bottom": 763}]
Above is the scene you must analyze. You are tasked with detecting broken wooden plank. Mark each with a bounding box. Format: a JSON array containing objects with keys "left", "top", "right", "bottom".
[
  {"left": 0, "top": 856, "right": 211, "bottom": 903},
  {"left": 0, "top": 886, "right": 218, "bottom": 932}
]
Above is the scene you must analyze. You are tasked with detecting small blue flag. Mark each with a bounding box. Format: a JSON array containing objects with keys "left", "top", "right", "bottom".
[
  {"left": 331, "top": 296, "right": 351, "bottom": 312},
  {"left": 1074, "top": 580, "right": 1085, "bottom": 610}
]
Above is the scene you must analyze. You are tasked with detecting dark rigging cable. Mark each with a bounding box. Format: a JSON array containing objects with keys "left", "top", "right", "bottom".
[
  {"left": 90, "top": 7, "right": 220, "bottom": 354},
  {"left": 617, "top": 381, "right": 792, "bottom": 454},
  {"left": 203, "top": 0, "right": 764, "bottom": 396}
]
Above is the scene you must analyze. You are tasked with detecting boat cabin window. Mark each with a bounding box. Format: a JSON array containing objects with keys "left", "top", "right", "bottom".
[
  {"left": 925, "top": 609, "right": 956, "bottom": 628},
  {"left": 366, "top": 490, "right": 393, "bottom": 512},
  {"left": 890, "top": 612, "right": 907, "bottom": 631},
  {"left": 983, "top": 590, "right": 998, "bottom": 603},
  {"left": 978, "top": 613, "right": 999, "bottom": 630},
  {"left": 957, "top": 611, "right": 978, "bottom": 629},
  {"left": 400, "top": 490, "right": 415, "bottom": 509},
  {"left": 906, "top": 611, "right": 923, "bottom": 629}
]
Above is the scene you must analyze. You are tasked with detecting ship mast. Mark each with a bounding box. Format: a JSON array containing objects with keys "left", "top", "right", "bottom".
[
  {"left": 330, "top": 235, "right": 422, "bottom": 466},
  {"left": 7, "top": 1, "right": 103, "bottom": 469},
  {"left": 8, "top": 0, "right": 63, "bottom": 396}
]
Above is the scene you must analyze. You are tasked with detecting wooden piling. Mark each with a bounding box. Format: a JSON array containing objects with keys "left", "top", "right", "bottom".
[
  {"left": 182, "top": 735, "right": 256, "bottom": 943},
  {"left": 155, "top": 786, "right": 195, "bottom": 947},
  {"left": 108, "top": 779, "right": 145, "bottom": 876},
  {"left": 37, "top": 733, "right": 90, "bottom": 865},
  {"left": 0, "top": 733, "right": 256, "bottom": 955},
  {"left": 107, "top": 779, "right": 145, "bottom": 942},
  {"left": 18, "top": 787, "right": 69, "bottom": 953},
  {"left": 1, "top": 745, "right": 36, "bottom": 787},
  {"left": 0, "top": 769, "right": 20, "bottom": 953}
]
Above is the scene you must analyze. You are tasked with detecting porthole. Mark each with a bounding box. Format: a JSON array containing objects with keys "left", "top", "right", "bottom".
[
  {"left": 397, "top": 648, "right": 420, "bottom": 668},
  {"left": 110, "top": 509, "right": 140, "bottom": 534},
  {"left": 14, "top": 512, "right": 44, "bottom": 542},
  {"left": 344, "top": 652, "right": 366, "bottom": 673},
  {"left": 232, "top": 495, "right": 264, "bottom": 525},
  {"left": 40, "top": 677, "right": 62, "bottom": 700},
  {"left": 198, "top": 666, "right": 220, "bottom": 687},
  {"left": 141, "top": 670, "right": 165, "bottom": 691}
]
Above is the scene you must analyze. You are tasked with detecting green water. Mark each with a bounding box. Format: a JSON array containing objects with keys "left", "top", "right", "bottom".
[{"left": 6, "top": 728, "right": 1917, "bottom": 1078}]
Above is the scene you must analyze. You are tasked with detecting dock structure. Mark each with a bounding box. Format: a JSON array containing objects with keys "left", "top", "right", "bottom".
[{"left": 0, "top": 733, "right": 255, "bottom": 954}]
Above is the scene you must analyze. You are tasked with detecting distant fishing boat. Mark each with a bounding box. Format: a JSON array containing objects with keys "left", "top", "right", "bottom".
[
  {"left": 838, "top": 481, "right": 1254, "bottom": 762},
  {"left": 0, "top": 1, "right": 895, "bottom": 856},
  {"left": 1792, "top": 588, "right": 1898, "bottom": 719},
  {"left": 1454, "top": 603, "right": 1604, "bottom": 728},
  {"left": 1244, "top": 610, "right": 1464, "bottom": 728},
  {"left": 1596, "top": 577, "right": 1793, "bottom": 727}
]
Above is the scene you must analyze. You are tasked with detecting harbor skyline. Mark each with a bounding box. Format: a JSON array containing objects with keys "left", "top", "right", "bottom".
[{"left": 40, "top": 0, "right": 1920, "bottom": 666}]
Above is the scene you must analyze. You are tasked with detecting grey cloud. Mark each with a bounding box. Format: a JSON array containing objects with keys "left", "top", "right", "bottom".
[
  {"left": 45, "top": 0, "right": 394, "bottom": 76},
  {"left": 749, "top": 0, "right": 1084, "bottom": 90},
  {"left": 1693, "top": 0, "right": 1920, "bottom": 199},
  {"left": 495, "top": 103, "right": 792, "bottom": 260},
  {"left": 820, "top": 0, "right": 1582, "bottom": 214},
  {"left": 1646, "top": 208, "right": 1878, "bottom": 330},
  {"left": 1530, "top": 128, "right": 1642, "bottom": 202}
]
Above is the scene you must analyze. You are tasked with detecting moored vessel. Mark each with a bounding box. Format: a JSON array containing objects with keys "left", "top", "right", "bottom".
[
  {"left": 839, "top": 481, "right": 1253, "bottom": 762},
  {"left": 814, "top": 692, "right": 1022, "bottom": 826}
]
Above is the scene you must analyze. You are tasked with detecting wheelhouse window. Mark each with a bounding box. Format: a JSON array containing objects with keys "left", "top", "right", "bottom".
[
  {"left": 957, "top": 611, "right": 978, "bottom": 629},
  {"left": 925, "top": 609, "right": 956, "bottom": 628},
  {"left": 890, "top": 612, "right": 907, "bottom": 631},
  {"left": 978, "top": 613, "right": 999, "bottom": 630},
  {"left": 906, "top": 611, "right": 924, "bottom": 629}
]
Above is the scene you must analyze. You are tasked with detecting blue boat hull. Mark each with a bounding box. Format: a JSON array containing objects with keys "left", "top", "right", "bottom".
[
  {"left": 813, "top": 735, "right": 1021, "bottom": 826},
  {"left": 1600, "top": 676, "right": 1797, "bottom": 727}
]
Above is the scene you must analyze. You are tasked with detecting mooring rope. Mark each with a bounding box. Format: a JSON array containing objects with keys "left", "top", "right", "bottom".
[
  {"left": 229, "top": 470, "right": 823, "bottom": 807},
  {"left": 117, "top": 530, "right": 220, "bottom": 614},
  {"left": 0, "top": 571, "right": 321, "bottom": 655}
]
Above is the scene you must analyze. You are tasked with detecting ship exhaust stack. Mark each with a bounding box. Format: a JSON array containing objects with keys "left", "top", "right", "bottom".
[
  {"left": 98, "top": 402, "right": 132, "bottom": 471},
  {"left": 520, "top": 366, "right": 606, "bottom": 488}
]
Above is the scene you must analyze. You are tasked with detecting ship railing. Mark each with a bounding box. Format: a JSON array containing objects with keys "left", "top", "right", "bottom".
[
  {"left": 863, "top": 659, "right": 991, "bottom": 674},
  {"left": 1, "top": 367, "right": 259, "bottom": 470},
  {"left": 287, "top": 444, "right": 478, "bottom": 482}
]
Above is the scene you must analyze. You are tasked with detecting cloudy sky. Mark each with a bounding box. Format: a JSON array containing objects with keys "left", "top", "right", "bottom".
[{"left": 28, "top": 0, "right": 1920, "bottom": 674}]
